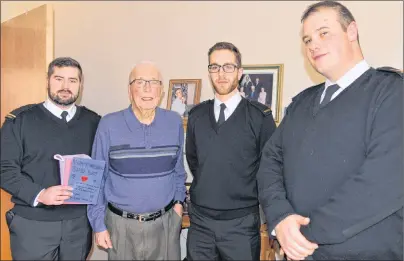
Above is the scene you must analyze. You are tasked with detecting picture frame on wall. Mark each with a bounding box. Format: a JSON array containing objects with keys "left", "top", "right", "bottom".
[
  {"left": 239, "top": 64, "right": 284, "bottom": 124},
  {"left": 166, "top": 79, "right": 202, "bottom": 128}
]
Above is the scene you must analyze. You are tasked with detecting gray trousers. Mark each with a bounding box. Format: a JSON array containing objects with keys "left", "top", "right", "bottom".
[
  {"left": 106, "top": 207, "right": 182, "bottom": 260},
  {"left": 7, "top": 211, "right": 92, "bottom": 260}
]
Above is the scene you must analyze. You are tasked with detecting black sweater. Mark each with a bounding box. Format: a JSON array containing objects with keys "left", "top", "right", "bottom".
[
  {"left": 1, "top": 103, "right": 100, "bottom": 221},
  {"left": 186, "top": 98, "right": 276, "bottom": 219},
  {"left": 257, "top": 68, "right": 403, "bottom": 260}
]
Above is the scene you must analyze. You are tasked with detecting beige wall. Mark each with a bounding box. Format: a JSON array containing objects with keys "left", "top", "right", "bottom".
[
  {"left": 2, "top": 1, "right": 403, "bottom": 116},
  {"left": 1, "top": 1, "right": 403, "bottom": 259}
]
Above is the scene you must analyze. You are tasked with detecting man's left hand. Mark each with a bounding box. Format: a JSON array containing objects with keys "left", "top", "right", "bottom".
[{"left": 173, "top": 203, "right": 183, "bottom": 218}]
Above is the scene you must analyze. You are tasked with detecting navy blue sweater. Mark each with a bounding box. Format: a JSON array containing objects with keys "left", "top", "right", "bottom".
[
  {"left": 1, "top": 104, "right": 100, "bottom": 221},
  {"left": 186, "top": 98, "right": 276, "bottom": 219},
  {"left": 258, "top": 68, "right": 403, "bottom": 260}
]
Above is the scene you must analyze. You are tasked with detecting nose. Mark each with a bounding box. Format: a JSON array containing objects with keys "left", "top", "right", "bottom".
[
  {"left": 218, "top": 67, "right": 226, "bottom": 77},
  {"left": 61, "top": 81, "right": 68, "bottom": 89},
  {"left": 308, "top": 39, "right": 320, "bottom": 54},
  {"left": 142, "top": 83, "right": 152, "bottom": 92}
]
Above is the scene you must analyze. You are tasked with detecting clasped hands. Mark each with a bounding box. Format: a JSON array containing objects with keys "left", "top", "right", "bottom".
[{"left": 275, "top": 214, "right": 318, "bottom": 260}]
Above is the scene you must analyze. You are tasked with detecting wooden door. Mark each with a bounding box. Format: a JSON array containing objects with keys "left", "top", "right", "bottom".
[{"left": 1, "top": 4, "right": 53, "bottom": 260}]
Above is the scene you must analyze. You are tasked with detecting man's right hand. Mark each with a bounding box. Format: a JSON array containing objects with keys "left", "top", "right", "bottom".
[
  {"left": 275, "top": 214, "right": 318, "bottom": 260},
  {"left": 95, "top": 230, "right": 113, "bottom": 249},
  {"left": 37, "top": 185, "right": 73, "bottom": 205}
]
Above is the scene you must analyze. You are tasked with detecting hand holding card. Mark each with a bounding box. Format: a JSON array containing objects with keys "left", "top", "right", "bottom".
[{"left": 54, "top": 154, "right": 106, "bottom": 204}]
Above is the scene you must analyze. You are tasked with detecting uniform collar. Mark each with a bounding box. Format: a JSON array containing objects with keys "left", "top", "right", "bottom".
[
  {"left": 43, "top": 98, "right": 76, "bottom": 119},
  {"left": 325, "top": 60, "right": 370, "bottom": 89},
  {"left": 214, "top": 91, "right": 242, "bottom": 115}
]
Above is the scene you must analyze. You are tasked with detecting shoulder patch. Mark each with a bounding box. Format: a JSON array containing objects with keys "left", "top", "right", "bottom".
[
  {"left": 5, "top": 113, "right": 16, "bottom": 119},
  {"left": 188, "top": 99, "right": 212, "bottom": 115},
  {"left": 377, "top": 67, "right": 403, "bottom": 78},
  {"left": 5, "top": 104, "right": 38, "bottom": 122},
  {"left": 248, "top": 100, "right": 272, "bottom": 116}
]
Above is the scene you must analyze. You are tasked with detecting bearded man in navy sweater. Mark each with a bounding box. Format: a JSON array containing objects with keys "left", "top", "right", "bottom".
[
  {"left": 257, "top": 1, "right": 403, "bottom": 260},
  {"left": 1, "top": 57, "right": 100, "bottom": 260}
]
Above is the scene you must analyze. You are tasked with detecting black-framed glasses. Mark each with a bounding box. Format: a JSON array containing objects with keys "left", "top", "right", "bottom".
[
  {"left": 208, "top": 63, "right": 238, "bottom": 73},
  {"left": 130, "top": 79, "right": 162, "bottom": 88}
]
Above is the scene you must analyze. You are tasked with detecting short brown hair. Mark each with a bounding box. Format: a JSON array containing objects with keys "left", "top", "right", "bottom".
[
  {"left": 208, "top": 42, "right": 242, "bottom": 67},
  {"left": 301, "top": 1, "right": 356, "bottom": 31},
  {"left": 47, "top": 57, "right": 83, "bottom": 81}
]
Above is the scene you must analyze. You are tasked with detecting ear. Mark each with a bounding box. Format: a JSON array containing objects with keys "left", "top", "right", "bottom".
[
  {"left": 208, "top": 72, "right": 212, "bottom": 82},
  {"left": 158, "top": 90, "right": 165, "bottom": 107},
  {"left": 237, "top": 67, "right": 244, "bottom": 81},
  {"left": 128, "top": 85, "right": 133, "bottom": 103},
  {"left": 79, "top": 76, "right": 84, "bottom": 94},
  {"left": 347, "top": 21, "right": 359, "bottom": 42}
]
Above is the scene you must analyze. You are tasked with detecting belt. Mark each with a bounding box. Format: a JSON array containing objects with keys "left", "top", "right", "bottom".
[{"left": 107, "top": 200, "right": 174, "bottom": 222}]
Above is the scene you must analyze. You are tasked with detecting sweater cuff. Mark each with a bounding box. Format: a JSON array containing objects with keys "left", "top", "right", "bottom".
[
  {"left": 92, "top": 217, "right": 107, "bottom": 233},
  {"left": 174, "top": 191, "right": 186, "bottom": 202},
  {"left": 262, "top": 201, "right": 296, "bottom": 236},
  {"left": 33, "top": 189, "right": 45, "bottom": 207},
  {"left": 17, "top": 180, "right": 44, "bottom": 206},
  {"left": 300, "top": 224, "right": 317, "bottom": 243}
]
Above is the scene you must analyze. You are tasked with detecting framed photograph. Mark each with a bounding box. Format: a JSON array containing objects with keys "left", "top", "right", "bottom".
[
  {"left": 167, "top": 79, "right": 202, "bottom": 126},
  {"left": 239, "top": 64, "right": 284, "bottom": 124}
]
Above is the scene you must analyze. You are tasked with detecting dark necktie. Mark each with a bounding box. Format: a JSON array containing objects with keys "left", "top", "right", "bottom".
[
  {"left": 217, "top": 103, "right": 226, "bottom": 125},
  {"left": 320, "top": 84, "right": 340, "bottom": 107},
  {"left": 61, "top": 111, "right": 68, "bottom": 123}
]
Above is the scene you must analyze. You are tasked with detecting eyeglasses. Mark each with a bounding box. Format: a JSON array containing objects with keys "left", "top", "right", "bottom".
[
  {"left": 208, "top": 64, "right": 238, "bottom": 73},
  {"left": 130, "top": 79, "right": 162, "bottom": 88}
]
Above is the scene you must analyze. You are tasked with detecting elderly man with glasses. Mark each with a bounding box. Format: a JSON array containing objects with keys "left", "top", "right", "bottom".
[
  {"left": 88, "top": 61, "right": 186, "bottom": 260},
  {"left": 185, "top": 42, "right": 277, "bottom": 260}
]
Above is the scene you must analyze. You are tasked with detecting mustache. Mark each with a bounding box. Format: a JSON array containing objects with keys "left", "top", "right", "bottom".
[{"left": 58, "top": 90, "right": 73, "bottom": 94}]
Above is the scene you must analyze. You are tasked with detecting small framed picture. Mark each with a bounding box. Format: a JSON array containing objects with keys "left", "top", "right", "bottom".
[
  {"left": 167, "top": 79, "right": 202, "bottom": 123},
  {"left": 239, "top": 64, "right": 284, "bottom": 124}
]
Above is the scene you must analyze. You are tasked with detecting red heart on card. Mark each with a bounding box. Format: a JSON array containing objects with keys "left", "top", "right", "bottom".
[{"left": 81, "top": 176, "right": 88, "bottom": 182}]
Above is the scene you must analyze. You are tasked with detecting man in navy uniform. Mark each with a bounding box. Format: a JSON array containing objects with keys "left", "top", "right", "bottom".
[
  {"left": 186, "top": 42, "right": 276, "bottom": 260},
  {"left": 257, "top": 1, "right": 403, "bottom": 260},
  {"left": 1, "top": 57, "right": 100, "bottom": 260}
]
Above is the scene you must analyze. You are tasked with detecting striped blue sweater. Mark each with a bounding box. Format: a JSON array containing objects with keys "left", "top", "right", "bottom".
[{"left": 88, "top": 106, "right": 186, "bottom": 232}]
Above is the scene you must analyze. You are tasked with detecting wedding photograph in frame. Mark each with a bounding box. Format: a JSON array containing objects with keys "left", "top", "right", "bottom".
[
  {"left": 239, "top": 64, "right": 284, "bottom": 124},
  {"left": 166, "top": 79, "right": 202, "bottom": 122}
]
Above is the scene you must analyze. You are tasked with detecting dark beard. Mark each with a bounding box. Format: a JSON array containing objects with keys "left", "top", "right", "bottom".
[
  {"left": 48, "top": 87, "right": 78, "bottom": 106},
  {"left": 211, "top": 77, "right": 239, "bottom": 96}
]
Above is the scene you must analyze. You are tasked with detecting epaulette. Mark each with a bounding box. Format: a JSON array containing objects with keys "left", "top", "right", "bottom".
[
  {"left": 188, "top": 99, "right": 212, "bottom": 116},
  {"left": 247, "top": 100, "right": 272, "bottom": 116},
  {"left": 5, "top": 104, "right": 38, "bottom": 122},
  {"left": 376, "top": 67, "right": 403, "bottom": 78}
]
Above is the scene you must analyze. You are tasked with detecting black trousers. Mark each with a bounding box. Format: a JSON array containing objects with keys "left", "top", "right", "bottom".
[
  {"left": 6, "top": 210, "right": 92, "bottom": 260},
  {"left": 186, "top": 205, "right": 261, "bottom": 261}
]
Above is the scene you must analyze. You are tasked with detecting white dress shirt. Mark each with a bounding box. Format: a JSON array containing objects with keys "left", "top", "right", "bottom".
[
  {"left": 214, "top": 92, "right": 242, "bottom": 122},
  {"left": 33, "top": 99, "right": 77, "bottom": 206},
  {"left": 320, "top": 60, "right": 370, "bottom": 103},
  {"left": 43, "top": 98, "right": 77, "bottom": 122}
]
